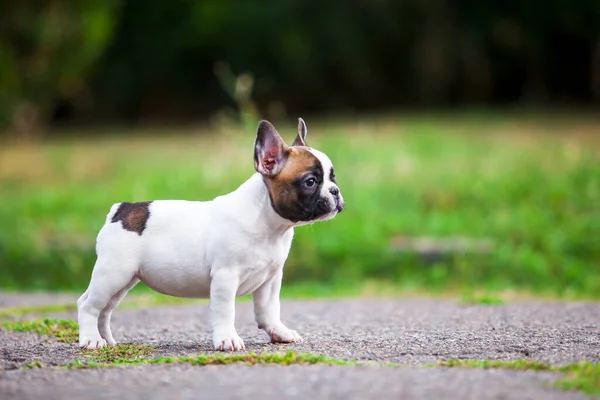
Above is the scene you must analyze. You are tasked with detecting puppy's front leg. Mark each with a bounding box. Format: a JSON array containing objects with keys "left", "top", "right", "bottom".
[
  {"left": 210, "top": 270, "right": 245, "bottom": 351},
  {"left": 253, "top": 269, "right": 303, "bottom": 343}
]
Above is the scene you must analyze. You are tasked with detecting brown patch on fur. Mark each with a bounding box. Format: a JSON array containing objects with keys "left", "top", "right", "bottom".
[
  {"left": 264, "top": 148, "right": 323, "bottom": 222},
  {"left": 111, "top": 201, "right": 152, "bottom": 235}
]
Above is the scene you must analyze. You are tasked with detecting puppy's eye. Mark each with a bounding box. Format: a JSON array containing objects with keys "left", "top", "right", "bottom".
[{"left": 305, "top": 178, "right": 317, "bottom": 187}]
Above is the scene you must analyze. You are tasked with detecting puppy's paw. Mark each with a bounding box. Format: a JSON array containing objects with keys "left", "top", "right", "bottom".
[
  {"left": 213, "top": 330, "right": 245, "bottom": 351},
  {"left": 80, "top": 336, "right": 108, "bottom": 350},
  {"left": 267, "top": 325, "right": 303, "bottom": 344}
]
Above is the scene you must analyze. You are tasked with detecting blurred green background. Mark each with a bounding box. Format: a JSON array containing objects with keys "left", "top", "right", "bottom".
[{"left": 1, "top": 1, "right": 599, "bottom": 299}]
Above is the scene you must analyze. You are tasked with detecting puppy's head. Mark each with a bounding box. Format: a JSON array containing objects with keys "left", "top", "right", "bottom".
[{"left": 254, "top": 118, "right": 344, "bottom": 224}]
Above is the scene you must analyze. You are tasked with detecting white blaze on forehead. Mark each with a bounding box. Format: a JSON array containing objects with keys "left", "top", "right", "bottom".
[
  {"left": 306, "top": 148, "right": 334, "bottom": 182},
  {"left": 306, "top": 147, "right": 342, "bottom": 222},
  {"left": 307, "top": 147, "right": 340, "bottom": 204}
]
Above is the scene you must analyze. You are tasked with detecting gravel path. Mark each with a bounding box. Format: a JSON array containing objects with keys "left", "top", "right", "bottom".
[
  {"left": 1, "top": 363, "right": 586, "bottom": 400},
  {"left": 0, "top": 294, "right": 598, "bottom": 399}
]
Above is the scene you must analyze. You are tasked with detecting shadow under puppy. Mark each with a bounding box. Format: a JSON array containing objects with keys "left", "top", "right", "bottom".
[{"left": 77, "top": 118, "right": 344, "bottom": 351}]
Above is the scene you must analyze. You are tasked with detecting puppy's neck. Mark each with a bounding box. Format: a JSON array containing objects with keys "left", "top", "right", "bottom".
[{"left": 227, "top": 173, "right": 295, "bottom": 236}]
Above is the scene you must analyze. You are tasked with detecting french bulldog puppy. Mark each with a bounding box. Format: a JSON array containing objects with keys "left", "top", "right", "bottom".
[{"left": 77, "top": 118, "right": 343, "bottom": 351}]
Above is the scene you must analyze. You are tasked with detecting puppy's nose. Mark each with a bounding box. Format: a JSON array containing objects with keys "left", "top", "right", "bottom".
[{"left": 329, "top": 187, "right": 340, "bottom": 197}]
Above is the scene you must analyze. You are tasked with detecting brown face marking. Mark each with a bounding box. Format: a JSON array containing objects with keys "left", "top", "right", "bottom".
[
  {"left": 111, "top": 201, "right": 152, "bottom": 235},
  {"left": 263, "top": 147, "right": 324, "bottom": 222}
]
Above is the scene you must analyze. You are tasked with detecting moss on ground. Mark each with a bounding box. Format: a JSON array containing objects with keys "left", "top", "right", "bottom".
[
  {"left": 437, "top": 359, "right": 551, "bottom": 371},
  {"left": 23, "top": 359, "right": 44, "bottom": 369},
  {"left": 64, "top": 349, "right": 356, "bottom": 369},
  {"left": 1, "top": 318, "right": 78, "bottom": 343},
  {"left": 84, "top": 344, "right": 154, "bottom": 364}
]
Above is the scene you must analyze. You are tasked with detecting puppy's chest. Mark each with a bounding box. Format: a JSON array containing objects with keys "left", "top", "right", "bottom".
[
  {"left": 236, "top": 234, "right": 293, "bottom": 288},
  {"left": 242, "top": 240, "right": 289, "bottom": 272}
]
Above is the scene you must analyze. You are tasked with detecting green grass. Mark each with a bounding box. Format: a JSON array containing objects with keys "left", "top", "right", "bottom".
[
  {"left": 437, "top": 359, "right": 552, "bottom": 371},
  {"left": 0, "top": 293, "right": 206, "bottom": 319},
  {"left": 1, "top": 318, "right": 78, "bottom": 343},
  {"left": 556, "top": 362, "right": 600, "bottom": 397},
  {"left": 84, "top": 344, "right": 154, "bottom": 363},
  {"left": 23, "top": 359, "right": 44, "bottom": 369},
  {"left": 63, "top": 349, "right": 356, "bottom": 369},
  {"left": 459, "top": 293, "right": 506, "bottom": 306},
  {"left": 1, "top": 113, "right": 599, "bottom": 297},
  {"left": 0, "top": 303, "right": 78, "bottom": 318},
  {"left": 438, "top": 359, "right": 600, "bottom": 396},
  {"left": 0, "top": 318, "right": 357, "bottom": 370}
]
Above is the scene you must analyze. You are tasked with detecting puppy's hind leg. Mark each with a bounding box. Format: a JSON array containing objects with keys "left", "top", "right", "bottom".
[
  {"left": 98, "top": 277, "right": 139, "bottom": 345},
  {"left": 78, "top": 259, "right": 138, "bottom": 350}
]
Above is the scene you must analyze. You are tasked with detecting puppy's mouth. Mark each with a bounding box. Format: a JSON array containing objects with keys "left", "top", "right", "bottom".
[
  {"left": 316, "top": 203, "right": 344, "bottom": 222},
  {"left": 300, "top": 209, "right": 334, "bottom": 222},
  {"left": 296, "top": 197, "right": 344, "bottom": 223},
  {"left": 317, "top": 211, "right": 338, "bottom": 222}
]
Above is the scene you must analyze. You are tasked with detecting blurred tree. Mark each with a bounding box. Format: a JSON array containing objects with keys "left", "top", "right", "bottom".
[
  {"left": 89, "top": 0, "right": 600, "bottom": 124},
  {"left": 1, "top": 0, "right": 600, "bottom": 131},
  {"left": 0, "top": 0, "right": 122, "bottom": 140}
]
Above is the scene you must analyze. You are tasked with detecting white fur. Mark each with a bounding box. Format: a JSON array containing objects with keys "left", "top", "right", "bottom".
[
  {"left": 308, "top": 148, "right": 339, "bottom": 222},
  {"left": 77, "top": 148, "right": 342, "bottom": 351}
]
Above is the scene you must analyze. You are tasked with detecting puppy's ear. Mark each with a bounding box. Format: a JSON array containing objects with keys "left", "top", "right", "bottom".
[
  {"left": 292, "top": 117, "right": 307, "bottom": 147},
  {"left": 254, "top": 120, "right": 289, "bottom": 177}
]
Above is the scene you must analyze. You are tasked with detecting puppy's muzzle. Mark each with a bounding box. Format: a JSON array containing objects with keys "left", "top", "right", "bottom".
[
  {"left": 316, "top": 199, "right": 330, "bottom": 213},
  {"left": 330, "top": 187, "right": 343, "bottom": 213},
  {"left": 316, "top": 187, "right": 344, "bottom": 214}
]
